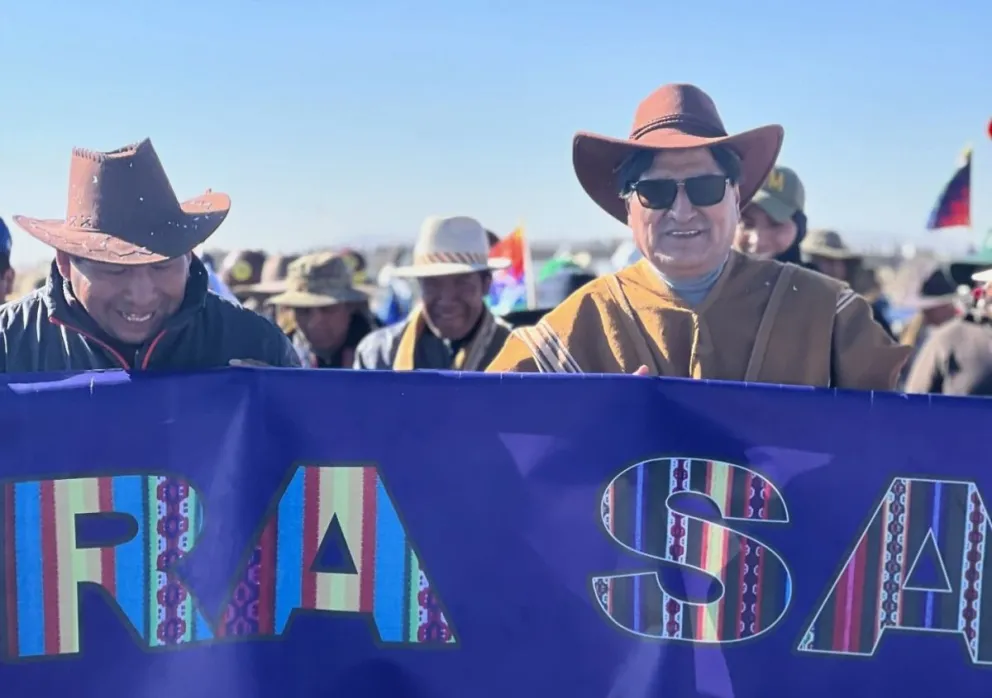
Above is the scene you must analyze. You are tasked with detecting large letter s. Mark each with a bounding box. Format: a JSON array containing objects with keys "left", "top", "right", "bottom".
[{"left": 592, "top": 457, "right": 791, "bottom": 644}]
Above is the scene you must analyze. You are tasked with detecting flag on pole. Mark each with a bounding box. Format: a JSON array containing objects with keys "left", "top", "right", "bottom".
[
  {"left": 488, "top": 226, "right": 534, "bottom": 313},
  {"left": 926, "top": 146, "right": 972, "bottom": 230}
]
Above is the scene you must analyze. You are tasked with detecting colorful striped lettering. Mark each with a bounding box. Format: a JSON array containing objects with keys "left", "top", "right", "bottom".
[
  {"left": 1, "top": 476, "right": 213, "bottom": 658},
  {"left": 593, "top": 457, "right": 792, "bottom": 643},
  {"left": 798, "top": 478, "right": 992, "bottom": 664},
  {"left": 211, "top": 465, "right": 457, "bottom": 645}
]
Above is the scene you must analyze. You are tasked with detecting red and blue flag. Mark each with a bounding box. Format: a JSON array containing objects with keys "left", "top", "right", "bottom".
[{"left": 926, "top": 147, "right": 971, "bottom": 230}]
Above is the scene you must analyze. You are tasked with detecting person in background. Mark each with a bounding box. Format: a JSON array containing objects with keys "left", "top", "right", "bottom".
[
  {"left": 897, "top": 265, "right": 961, "bottom": 388},
  {"left": 733, "top": 165, "right": 807, "bottom": 264},
  {"left": 354, "top": 215, "right": 512, "bottom": 370},
  {"left": 800, "top": 228, "right": 856, "bottom": 279},
  {"left": 0, "top": 217, "right": 15, "bottom": 304},
  {"left": 800, "top": 228, "right": 895, "bottom": 338},
  {"left": 904, "top": 267, "right": 992, "bottom": 396},
  {"left": 374, "top": 261, "right": 414, "bottom": 327},
  {"left": 487, "top": 83, "right": 907, "bottom": 388},
  {"left": 339, "top": 248, "right": 373, "bottom": 287},
  {"left": 899, "top": 266, "right": 960, "bottom": 352},
  {"left": 219, "top": 249, "right": 267, "bottom": 304},
  {"left": 236, "top": 253, "right": 299, "bottom": 320},
  {"left": 0, "top": 139, "right": 301, "bottom": 372},
  {"left": 266, "top": 252, "right": 377, "bottom": 368}
]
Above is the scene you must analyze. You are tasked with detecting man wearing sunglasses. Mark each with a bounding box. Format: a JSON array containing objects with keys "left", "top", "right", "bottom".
[{"left": 487, "top": 83, "right": 908, "bottom": 390}]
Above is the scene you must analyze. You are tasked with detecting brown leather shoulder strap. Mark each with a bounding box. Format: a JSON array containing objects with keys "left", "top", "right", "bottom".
[{"left": 744, "top": 264, "right": 797, "bottom": 381}]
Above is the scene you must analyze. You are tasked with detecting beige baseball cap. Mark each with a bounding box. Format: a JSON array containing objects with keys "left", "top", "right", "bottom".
[{"left": 748, "top": 166, "right": 805, "bottom": 224}]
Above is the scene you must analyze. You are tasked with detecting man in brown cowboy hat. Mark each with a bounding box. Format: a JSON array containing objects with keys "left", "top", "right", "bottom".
[
  {"left": 0, "top": 139, "right": 301, "bottom": 372},
  {"left": 266, "top": 252, "right": 379, "bottom": 368},
  {"left": 487, "top": 83, "right": 908, "bottom": 388},
  {"left": 354, "top": 215, "right": 512, "bottom": 371}
]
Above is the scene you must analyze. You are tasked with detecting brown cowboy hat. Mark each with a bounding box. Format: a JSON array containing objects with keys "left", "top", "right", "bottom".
[
  {"left": 14, "top": 138, "right": 230, "bottom": 264},
  {"left": 573, "top": 83, "right": 784, "bottom": 223}
]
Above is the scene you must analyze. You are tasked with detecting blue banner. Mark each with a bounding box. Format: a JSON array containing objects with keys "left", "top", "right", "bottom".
[{"left": 0, "top": 368, "right": 989, "bottom": 697}]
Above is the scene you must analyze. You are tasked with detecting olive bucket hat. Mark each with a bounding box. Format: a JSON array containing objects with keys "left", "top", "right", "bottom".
[{"left": 267, "top": 252, "right": 372, "bottom": 308}]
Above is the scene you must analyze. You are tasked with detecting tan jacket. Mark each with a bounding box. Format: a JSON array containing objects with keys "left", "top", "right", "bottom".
[{"left": 486, "top": 252, "right": 909, "bottom": 390}]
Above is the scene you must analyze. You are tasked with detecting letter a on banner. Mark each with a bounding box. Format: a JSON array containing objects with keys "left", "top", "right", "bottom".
[
  {"left": 592, "top": 457, "right": 792, "bottom": 644},
  {"left": 799, "top": 478, "right": 992, "bottom": 664},
  {"left": 265, "top": 465, "right": 457, "bottom": 645}
]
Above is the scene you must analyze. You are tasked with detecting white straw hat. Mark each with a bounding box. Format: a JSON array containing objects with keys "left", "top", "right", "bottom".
[{"left": 392, "top": 215, "right": 511, "bottom": 278}]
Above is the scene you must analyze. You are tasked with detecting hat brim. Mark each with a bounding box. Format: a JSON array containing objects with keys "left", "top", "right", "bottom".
[
  {"left": 391, "top": 258, "right": 511, "bottom": 279},
  {"left": 748, "top": 191, "right": 796, "bottom": 224},
  {"left": 801, "top": 244, "right": 859, "bottom": 261},
  {"left": 14, "top": 192, "right": 231, "bottom": 265},
  {"left": 572, "top": 123, "right": 784, "bottom": 223},
  {"left": 234, "top": 279, "right": 289, "bottom": 296},
  {"left": 972, "top": 268, "right": 992, "bottom": 284},
  {"left": 949, "top": 261, "right": 989, "bottom": 286},
  {"left": 267, "top": 287, "right": 370, "bottom": 308},
  {"left": 905, "top": 294, "right": 961, "bottom": 310}
]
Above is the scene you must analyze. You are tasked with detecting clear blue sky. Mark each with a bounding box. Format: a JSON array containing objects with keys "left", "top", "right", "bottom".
[{"left": 1, "top": 0, "right": 989, "bottom": 265}]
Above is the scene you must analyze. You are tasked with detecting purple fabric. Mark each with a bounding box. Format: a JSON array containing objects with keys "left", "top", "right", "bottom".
[{"left": 0, "top": 368, "right": 987, "bottom": 697}]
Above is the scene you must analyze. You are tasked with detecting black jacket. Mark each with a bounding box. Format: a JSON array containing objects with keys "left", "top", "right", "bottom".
[
  {"left": 0, "top": 257, "right": 301, "bottom": 373},
  {"left": 291, "top": 311, "right": 378, "bottom": 368}
]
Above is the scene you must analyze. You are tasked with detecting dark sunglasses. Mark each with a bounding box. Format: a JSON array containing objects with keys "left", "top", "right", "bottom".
[{"left": 629, "top": 174, "right": 729, "bottom": 210}]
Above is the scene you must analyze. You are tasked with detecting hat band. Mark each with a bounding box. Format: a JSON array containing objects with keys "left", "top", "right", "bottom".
[
  {"left": 629, "top": 114, "right": 727, "bottom": 141},
  {"left": 289, "top": 279, "right": 356, "bottom": 294},
  {"left": 413, "top": 251, "right": 489, "bottom": 267}
]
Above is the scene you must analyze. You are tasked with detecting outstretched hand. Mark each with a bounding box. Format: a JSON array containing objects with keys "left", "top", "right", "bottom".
[{"left": 229, "top": 359, "right": 270, "bottom": 367}]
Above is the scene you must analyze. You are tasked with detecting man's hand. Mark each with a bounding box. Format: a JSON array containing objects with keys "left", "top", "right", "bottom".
[
  {"left": 632, "top": 365, "right": 650, "bottom": 376},
  {"left": 229, "top": 359, "right": 270, "bottom": 367}
]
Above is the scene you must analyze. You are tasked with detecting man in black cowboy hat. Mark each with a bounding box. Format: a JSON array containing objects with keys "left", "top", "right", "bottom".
[{"left": 0, "top": 139, "right": 301, "bottom": 372}]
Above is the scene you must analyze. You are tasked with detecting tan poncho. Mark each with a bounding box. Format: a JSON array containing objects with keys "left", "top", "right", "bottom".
[{"left": 487, "top": 251, "right": 909, "bottom": 390}]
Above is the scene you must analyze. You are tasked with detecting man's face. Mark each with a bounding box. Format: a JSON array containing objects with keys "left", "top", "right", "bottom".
[
  {"left": 419, "top": 272, "right": 489, "bottom": 341},
  {"left": 735, "top": 205, "right": 798, "bottom": 260},
  {"left": 293, "top": 303, "right": 354, "bottom": 351},
  {"left": 628, "top": 147, "right": 740, "bottom": 280},
  {"left": 57, "top": 251, "right": 191, "bottom": 344},
  {"left": 810, "top": 256, "right": 849, "bottom": 281}
]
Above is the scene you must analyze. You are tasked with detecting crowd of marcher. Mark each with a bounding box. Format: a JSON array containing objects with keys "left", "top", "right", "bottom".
[{"left": 0, "top": 83, "right": 988, "bottom": 396}]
